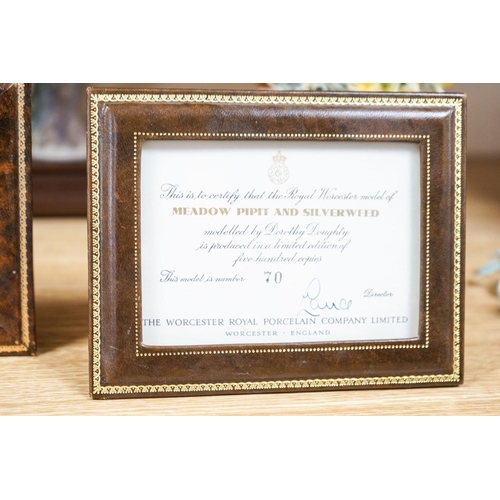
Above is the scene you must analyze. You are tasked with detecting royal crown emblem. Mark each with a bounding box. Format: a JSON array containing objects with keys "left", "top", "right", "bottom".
[{"left": 268, "top": 150, "right": 290, "bottom": 185}]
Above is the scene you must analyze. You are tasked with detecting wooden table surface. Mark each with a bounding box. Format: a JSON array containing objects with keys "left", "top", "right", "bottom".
[{"left": 1, "top": 160, "right": 499, "bottom": 415}]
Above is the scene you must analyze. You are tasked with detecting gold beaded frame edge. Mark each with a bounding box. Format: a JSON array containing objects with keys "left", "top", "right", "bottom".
[
  {"left": 0, "top": 83, "right": 32, "bottom": 353},
  {"left": 133, "top": 132, "right": 431, "bottom": 357},
  {"left": 89, "top": 92, "right": 464, "bottom": 396}
]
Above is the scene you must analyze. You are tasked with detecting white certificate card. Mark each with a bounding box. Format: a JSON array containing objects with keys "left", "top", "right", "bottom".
[{"left": 140, "top": 141, "right": 421, "bottom": 346}]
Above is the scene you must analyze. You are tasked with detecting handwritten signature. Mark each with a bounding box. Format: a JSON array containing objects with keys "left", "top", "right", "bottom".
[{"left": 297, "top": 278, "right": 352, "bottom": 317}]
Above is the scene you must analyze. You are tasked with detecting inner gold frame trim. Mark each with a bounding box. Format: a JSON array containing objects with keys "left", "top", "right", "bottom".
[
  {"left": 0, "top": 83, "right": 31, "bottom": 353},
  {"left": 132, "top": 132, "right": 431, "bottom": 357},
  {"left": 89, "top": 92, "right": 463, "bottom": 395}
]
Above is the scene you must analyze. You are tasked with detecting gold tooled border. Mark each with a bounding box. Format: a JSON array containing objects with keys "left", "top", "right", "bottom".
[
  {"left": 0, "top": 83, "right": 31, "bottom": 353},
  {"left": 90, "top": 92, "right": 463, "bottom": 395},
  {"left": 133, "top": 132, "right": 430, "bottom": 357}
]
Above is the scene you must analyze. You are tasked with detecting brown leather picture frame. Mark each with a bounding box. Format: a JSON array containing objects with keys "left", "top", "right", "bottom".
[
  {"left": 0, "top": 83, "right": 36, "bottom": 355},
  {"left": 88, "top": 88, "right": 465, "bottom": 399}
]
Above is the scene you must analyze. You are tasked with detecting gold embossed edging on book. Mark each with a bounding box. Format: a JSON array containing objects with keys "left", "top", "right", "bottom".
[{"left": 0, "top": 83, "right": 35, "bottom": 354}]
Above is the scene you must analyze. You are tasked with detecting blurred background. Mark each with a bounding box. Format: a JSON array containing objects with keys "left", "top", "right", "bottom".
[{"left": 31, "top": 83, "right": 498, "bottom": 215}]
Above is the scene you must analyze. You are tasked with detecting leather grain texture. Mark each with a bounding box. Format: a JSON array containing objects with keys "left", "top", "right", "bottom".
[
  {"left": 88, "top": 89, "right": 466, "bottom": 398},
  {"left": 0, "top": 83, "right": 36, "bottom": 355}
]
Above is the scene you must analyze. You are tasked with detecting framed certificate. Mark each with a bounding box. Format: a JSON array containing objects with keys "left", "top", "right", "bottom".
[
  {"left": 0, "top": 83, "right": 36, "bottom": 355},
  {"left": 88, "top": 88, "right": 465, "bottom": 399}
]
